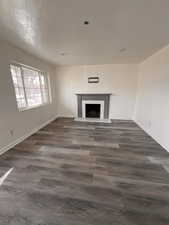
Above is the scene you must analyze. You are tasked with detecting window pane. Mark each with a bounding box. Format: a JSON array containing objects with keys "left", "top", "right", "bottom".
[
  {"left": 17, "top": 98, "right": 27, "bottom": 108},
  {"left": 40, "top": 72, "right": 50, "bottom": 104},
  {"left": 40, "top": 73, "right": 45, "bottom": 87},
  {"left": 42, "top": 88, "right": 49, "bottom": 103},
  {"left": 22, "top": 67, "right": 43, "bottom": 107},
  {"left": 40, "top": 73, "right": 48, "bottom": 89},
  {"left": 10, "top": 64, "right": 50, "bottom": 110},
  {"left": 10, "top": 65, "right": 26, "bottom": 109}
]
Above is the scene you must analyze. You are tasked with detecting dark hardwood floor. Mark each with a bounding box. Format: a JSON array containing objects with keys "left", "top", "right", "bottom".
[{"left": 0, "top": 117, "right": 169, "bottom": 225}]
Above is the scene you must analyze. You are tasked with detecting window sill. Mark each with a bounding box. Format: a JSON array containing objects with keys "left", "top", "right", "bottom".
[{"left": 19, "top": 102, "right": 50, "bottom": 112}]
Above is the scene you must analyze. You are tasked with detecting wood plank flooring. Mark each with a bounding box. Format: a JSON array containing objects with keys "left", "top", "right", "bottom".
[{"left": 0, "top": 117, "right": 169, "bottom": 225}]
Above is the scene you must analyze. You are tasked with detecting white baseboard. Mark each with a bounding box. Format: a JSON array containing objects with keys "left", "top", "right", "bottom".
[
  {"left": 74, "top": 117, "right": 112, "bottom": 123},
  {"left": 0, "top": 115, "right": 59, "bottom": 156}
]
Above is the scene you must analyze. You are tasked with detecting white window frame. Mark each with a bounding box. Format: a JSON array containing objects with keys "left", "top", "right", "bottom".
[{"left": 10, "top": 62, "right": 52, "bottom": 111}]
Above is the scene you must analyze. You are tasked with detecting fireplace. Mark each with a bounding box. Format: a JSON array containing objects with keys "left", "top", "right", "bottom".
[
  {"left": 75, "top": 93, "right": 111, "bottom": 122},
  {"left": 86, "top": 104, "right": 100, "bottom": 118},
  {"left": 82, "top": 100, "right": 104, "bottom": 119}
]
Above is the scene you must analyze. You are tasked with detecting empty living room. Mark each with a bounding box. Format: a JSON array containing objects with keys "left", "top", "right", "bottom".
[{"left": 0, "top": 0, "right": 169, "bottom": 224}]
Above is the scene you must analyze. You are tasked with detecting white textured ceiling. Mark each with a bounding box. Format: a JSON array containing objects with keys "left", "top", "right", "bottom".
[{"left": 0, "top": 0, "right": 169, "bottom": 65}]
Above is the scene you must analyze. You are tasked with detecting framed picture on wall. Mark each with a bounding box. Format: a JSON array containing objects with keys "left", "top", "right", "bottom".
[{"left": 88, "top": 77, "right": 99, "bottom": 83}]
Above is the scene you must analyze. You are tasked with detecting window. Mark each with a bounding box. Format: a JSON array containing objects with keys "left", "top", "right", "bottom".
[{"left": 10, "top": 63, "right": 51, "bottom": 110}]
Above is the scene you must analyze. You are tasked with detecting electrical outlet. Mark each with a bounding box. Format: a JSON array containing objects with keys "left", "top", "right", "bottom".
[{"left": 10, "top": 129, "right": 14, "bottom": 136}]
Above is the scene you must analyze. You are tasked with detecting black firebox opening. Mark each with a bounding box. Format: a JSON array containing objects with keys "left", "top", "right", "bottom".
[{"left": 85, "top": 104, "right": 100, "bottom": 118}]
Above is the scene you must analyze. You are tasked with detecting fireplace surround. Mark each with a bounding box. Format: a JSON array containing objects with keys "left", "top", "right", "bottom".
[{"left": 75, "top": 93, "right": 111, "bottom": 122}]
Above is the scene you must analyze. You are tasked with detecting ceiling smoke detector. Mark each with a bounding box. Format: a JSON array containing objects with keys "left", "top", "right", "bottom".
[
  {"left": 120, "top": 48, "right": 126, "bottom": 52},
  {"left": 57, "top": 52, "right": 70, "bottom": 56},
  {"left": 84, "top": 21, "right": 90, "bottom": 25},
  {"left": 60, "top": 52, "right": 66, "bottom": 56}
]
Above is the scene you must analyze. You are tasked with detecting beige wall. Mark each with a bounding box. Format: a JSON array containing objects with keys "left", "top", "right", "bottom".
[
  {"left": 0, "top": 40, "right": 57, "bottom": 153},
  {"left": 134, "top": 45, "right": 169, "bottom": 151},
  {"left": 55, "top": 64, "right": 138, "bottom": 119}
]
